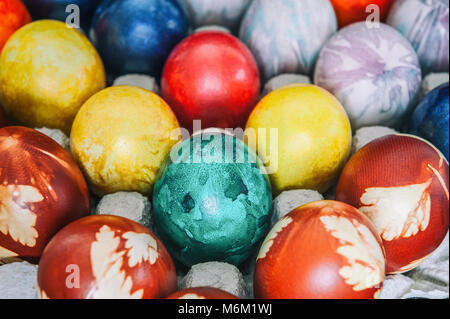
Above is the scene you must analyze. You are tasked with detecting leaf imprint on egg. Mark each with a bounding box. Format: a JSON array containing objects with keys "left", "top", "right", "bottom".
[
  {"left": 0, "top": 185, "right": 42, "bottom": 247},
  {"left": 359, "top": 179, "right": 432, "bottom": 241},
  {"left": 320, "top": 215, "right": 385, "bottom": 291},
  {"left": 257, "top": 216, "right": 293, "bottom": 260}
]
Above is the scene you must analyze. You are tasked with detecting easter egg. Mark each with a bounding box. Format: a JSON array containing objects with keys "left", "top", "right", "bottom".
[
  {"left": 254, "top": 200, "right": 386, "bottom": 299},
  {"left": 408, "top": 82, "right": 449, "bottom": 161},
  {"left": 314, "top": 22, "right": 422, "bottom": 130},
  {"left": 0, "top": 20, "right": 105, "bottom": 134},
  {"left": 183, "top": 0, "right": 252, "bottom": 32},
  {"left": 245, "top": 84, "right": 352, "bottom": 195},
  {"left": 239, "top": 0, "right": 337, "bottom": 80},
  {"left": 37, "top": 215, "right": 177, "bottom": 299},
  {"left": 0, "top": 0, "right": 30, "bottom": 53},
  {"left": 330, "top": 0, "right": 394, "bottom": 28},
  {"left": 23, "top": 0, "right": 101, "bottom": 32},
  {"left": 161, "top": 31, "right": 260, "bottom": 132},
  {"left": 167, "top": 287, "right": 239, "bottom": 299},
  {"left": 0, "top": 126, "right": 90, "bottom": 264},
  {"left": 70, "top": 86, "right": 180, "bottom": 196},
  {"left": 90, "top": 0, "right": 190, "bottom": 79},
  {"left": 153, "top": 131, "right": 273, "bottom": 267},
  {"left": 335, "top": 134, "right": 449, "bottom": 274},
  {"left": 387, "top": 0, "right": 449, "bottom": 75}
]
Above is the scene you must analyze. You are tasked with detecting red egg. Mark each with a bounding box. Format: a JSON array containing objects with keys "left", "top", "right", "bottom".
[
  {"left": 0, "top": 126, "right": 89, "bottom": 264},
  {"left": 167, "top": 287, "right": 239, "bottom": 299},
  {"left": 336, "top": 134, "right": 449, "bottom": 274},
  {"left": 161, "top": 31, "right": 260, "bottom": 132},
  {"left": 330, "top": 0, "right": 394, "bottom": 28},
  {"left": 254, "top": 200, "right": 386, "bottom": 299},
  {"left": 0, "top": 0, "right": 31, "bottom": 52},
  {"left": 37, "top": 215, "right": 177, "bottom": 299}
]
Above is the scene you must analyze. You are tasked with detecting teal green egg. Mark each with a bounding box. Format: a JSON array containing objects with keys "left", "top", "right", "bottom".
[{"left": 152, "top": 132, "right": 273, "bottom": 267}]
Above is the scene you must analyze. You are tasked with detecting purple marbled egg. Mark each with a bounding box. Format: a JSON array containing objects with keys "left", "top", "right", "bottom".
[
  {"left": 314, "top": 22, "right": 422, "bottom": 130},
  {"left": 387, "top": 0, "right": 449, "bottom": 75},
  {"left": 239, "top": 0, "right": 337, "bottom": 81}
]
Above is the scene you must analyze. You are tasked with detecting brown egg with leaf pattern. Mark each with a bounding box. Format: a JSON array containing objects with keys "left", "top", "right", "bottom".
[
  {"left": 0, "top": 126, "right": 90, "bottom": 264},
  {"left": 37, "top": 215, "right": 178, "bottom": 299},
  {"left": 336, "top": 134, "right": 449, "bottom": 274},
  {"left": 254, "top": 200, "right": 386, "bottom": 299}
]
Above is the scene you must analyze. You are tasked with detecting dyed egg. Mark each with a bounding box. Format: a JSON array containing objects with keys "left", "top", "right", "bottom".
[
  {"left": 161, "top": 31, "right": 260, "bottom": 132},
  {"left": 23, "top": 0, "right": 101, "bottom": 32},
  {"left": 239, "top": 0, "right": 337, "bottom": 80},
  {"left": 336, "top": 134, "right": 449, "bottom": 274},
  {"left": 183, "top": 0, "right": 252, "bottom": 32},
  {"left": 387, "top": 0, "right": 449, "bottom": 75},
  {"left": 0, "top": 20, "right": 105, "bottom": 134},
  {"left": 254, "top": 200, "right": 386, "bottom": 299},
  {"left": 245, "top": 84, "right": 352, "bottom": 195},
  {"left": 314, "top": 22, "right": 422, "bottom": 130},
  {"left": 167, "top": 287, "right": 239, "bottom": 299},
  {"left": 0, "top": 0, "right": 30, "bottom": 52},
  {"left": 153, "top": 131, "right": 272, "bottom": 267},
  {"left": 0, "top": 126, "right": 90, "bottom": 264},
  {"left": 70, "top": 86, "right": 180, "bottom": 196},
  {"left": 90, "top": 0, "right": 190, "bottom": 79},
  {"left": 330, "top": 0, "right": 394, "bottom": 28},
  {"left": 37, "top": 215, "right": 177, "bottom": 299},
  {"left": 408, "top": 82, "right": 449, "bottom": 161}
]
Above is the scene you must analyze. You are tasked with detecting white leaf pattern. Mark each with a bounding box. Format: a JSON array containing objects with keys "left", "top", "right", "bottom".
[
  {"left": 89, "top": 225, "right": 143, "bottom": 299},
  {"left": 122, "top": 232, "right": 159, "bottom": 267},
  {"left": 320, "top": 215, "right": 385, "bottom": 291},
  {"left": 257, "top": 216, "right": 293, "bottom": 260},
  {"left": 359, "top": 180, "right": 432, "bottom": 241},
  {"left": 0, "top": 185, "right": 43, "bottom": 247}
]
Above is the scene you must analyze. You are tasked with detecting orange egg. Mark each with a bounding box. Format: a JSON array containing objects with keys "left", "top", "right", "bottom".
[
  {"left": 0, "top": 0, "right": 30, "bottom": 52},
  {"left": 336, "top": 134, "right": 449, "bottom": 274},
  {"left": 0, "top": 127, "right": 90, "bottom": 264},
  {"left": 254, "top": 200, "right": 386, "bottom": 299},
  {"left": 37, "top": 215, "right": 177, "bottom": 299},
  {"left": 330, "top": 0, "right": 394, "bottom": 28}
]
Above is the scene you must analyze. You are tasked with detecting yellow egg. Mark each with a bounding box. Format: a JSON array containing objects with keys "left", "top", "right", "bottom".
[
  {"left": 70, "top": 86, "right": 181, "bottom": 196},
  {"left": 245, "top": 84, "right": 352, "bottom": 195},
  {"left": 0, "top": 20, "right": 105, "bottom": 134}
]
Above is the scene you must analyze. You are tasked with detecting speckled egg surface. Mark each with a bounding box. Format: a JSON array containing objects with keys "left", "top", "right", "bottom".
[{"left": 153, "top": 131, "right": 272, "bottom": 267}]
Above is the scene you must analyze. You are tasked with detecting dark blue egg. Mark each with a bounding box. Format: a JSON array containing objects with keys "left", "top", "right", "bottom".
[
  {"left": 90, "top": 0, "right": 190, "bottom": 80},
  {"left": 408, "top": 82, "right": 449, "bottom": 161},
  {"left": 23, "top": 0, "right": 102, "bottom": 32}
]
